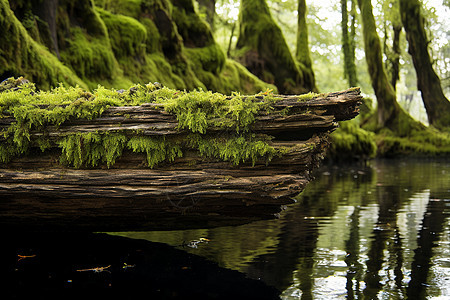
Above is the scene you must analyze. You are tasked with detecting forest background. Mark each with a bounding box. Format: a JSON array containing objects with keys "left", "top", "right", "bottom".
[{"left": 1, "top": 0, "right": 449, "bottom": 160}]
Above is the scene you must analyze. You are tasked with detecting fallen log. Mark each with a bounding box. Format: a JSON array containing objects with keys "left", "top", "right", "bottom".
[{"left": 0, "top": 78, "right": 362, "bottom": 230}]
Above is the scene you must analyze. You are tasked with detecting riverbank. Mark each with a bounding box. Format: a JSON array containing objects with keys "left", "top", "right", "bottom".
[{"left": 327, "top": 118, "right": 450, "bottom": 161}]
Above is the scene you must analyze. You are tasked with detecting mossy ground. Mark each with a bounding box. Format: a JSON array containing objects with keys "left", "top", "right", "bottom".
[
  {"left": 360, "top": 105, "right": 450, "bottom": 157},
  {"left": 328, "top": 119, "right": 377, "bottom": 161}
]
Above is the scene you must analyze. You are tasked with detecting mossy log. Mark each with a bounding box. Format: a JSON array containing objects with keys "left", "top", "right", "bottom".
[{"left": 0, "top": 86, "right": 362, "bottom": 231}]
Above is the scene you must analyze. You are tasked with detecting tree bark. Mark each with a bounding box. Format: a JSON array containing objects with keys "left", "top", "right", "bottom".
[
  {"left": 399, "top": 0, "right": 450, "bottom": 129},
  {"left": 341, "top": 0, "right": 358, "bottom": 87},
  {"left": 236, "top": 0, "right": 311, "bottom": 94},
  {"left": 197, "top": 0, "right": 215, "bottom": 31},
  {"left": 357, "top": 0, "right": 402, "bottom": 128},
  {"left": 383, "top": 0, "right": 402, "bottom": 90},
  {"left": 296, "top": 0, "right": 317, "bottom": 92}
]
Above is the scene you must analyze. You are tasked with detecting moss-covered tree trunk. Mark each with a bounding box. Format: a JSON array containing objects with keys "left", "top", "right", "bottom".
[
  {"left": 382, "top": 0, "right": 402, "bottom": 90},
  {"left": 357, "top": 0, "right": 402, "bottom": 129},
  {"left": 399, "top": 0, "right": 450, "bottom": 130},
  {"left": 389, "top": 22, "right": 402, "bottom": 90},
  {"left": 197, "top": 0, "right": 215, "bottom": 31},
  {"left": 0, "top": 0, "right": 86, "bottom": 89},
  {"left": 341, "top": 0, "right": 358, "bottom": 87},
  {"left": 236, "top": 0, "right": 311, "bottom": 94},
  {"left": 296, "top": 0, "right": 317, "bottom": 92}
]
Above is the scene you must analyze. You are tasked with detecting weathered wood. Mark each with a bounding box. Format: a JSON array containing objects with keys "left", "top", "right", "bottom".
[
  {"left": 0, "top": 88, "right": 361, "bottom": 139},
  {"left": 0, "top": 88, "right": 361, "bottom": 230}
]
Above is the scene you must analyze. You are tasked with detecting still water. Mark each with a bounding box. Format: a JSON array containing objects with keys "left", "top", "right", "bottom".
[{"left": 111, "top": 159, "right": 450, "bottom": 299}]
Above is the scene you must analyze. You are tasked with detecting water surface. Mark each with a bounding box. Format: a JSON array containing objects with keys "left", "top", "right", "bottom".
[{"left": 112, "top": 159, "right": 450, "bottom": 299}]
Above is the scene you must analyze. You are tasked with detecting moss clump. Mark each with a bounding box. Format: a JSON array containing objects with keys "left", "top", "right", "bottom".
[
  {"left": 1, "top": 79, "right": 286, "bottom": 168},
  {"left": 127, "top": 135, "right": 183, "bottom": 168},
  {"left": 185, "top": 44, "right": 226, "bottom": 75},
  {"left": 59, "top": 132, "right": 127, "bottom": 168},
  {"left": 96, "top": 8, "right": 147, "bottom": 59},
  {"left": 188, "top": 133, "right": 279, "bottom": 166},
  {"left": 360, "top": 102, "right": 450, "bottom": 157},
  {"left": 375, "top": 126, "right": 450, "bottom": 157},
  {"left": 158, "top": 88, "right": 275, "bottom": 134},
  {"left": 58, "top": 27, "right": 121, "bottom": 88},
  {"left": 328, "top": 120, "right": 377, "bottom": 161}
]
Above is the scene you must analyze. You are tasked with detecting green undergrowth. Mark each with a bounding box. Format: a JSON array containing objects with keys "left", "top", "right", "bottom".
[
  {"left": 361, "top": 107, "right": 450, "bottom": 157},
  {"left": 0, "top": 78, "right": 288, "bottom": 168},
  {"left": 375, "top": 126, "right": 450, "bottom": 157},
  {"left": 328, "top": 119, "right": 377, "bottom": 161}
]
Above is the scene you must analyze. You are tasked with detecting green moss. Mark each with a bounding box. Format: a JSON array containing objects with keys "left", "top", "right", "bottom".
[
  {"left": 187, "top": 133, "right": 279, "bottom": 166},
  {"left": 185, "top": 44, "right": 226, "bottom": 74},
  {"left": 236, "top": 0, "right": 310, "bottom": 94},
  {"left": 59, "top": 27, "right": 117, "bottom": 84},
  {"left": 127, "top": 135, "right": 182, "bottom": 168},
  {"left": 58, "top": 132, "right": 127, "bottom": 168},
  {"left": 0, "top": 79, "right": 287, "bottom": 167},
  {"left": 96, "top": 8, "right": 147, "bottom": 59},
  {"left": 221, "top": 60, "right": 277, "bottom": 94},
  {"left": 140, "top": 18, "right": 162, "bottom": 54},
  {"left": 2, "top": 0, "right": 278, "bottom": 96},
  {"left": 0, "top": 0, "right": 86, "bottom": 90},
  {"left": 95, "top": 0, "right": 142, "bottom": 18},
  {"left": 296, "top": 91, "right": 320, "bottom": 102},
  {"left": 376, "top": 126, "right": 450, "bottom": 157},
  {"left": 361, "top": 103, "right": 450, "bottom": 157},
  {"left": 156, "top": 87, "right": 273, "bottom": 134},
  {"left": 328, "top": 120, "right": 377, "bottom": 161}
]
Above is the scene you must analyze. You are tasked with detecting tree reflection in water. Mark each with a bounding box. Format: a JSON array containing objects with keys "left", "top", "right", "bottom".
[{"left": 113, "top": 159, "right": 450, "bottom": 299}]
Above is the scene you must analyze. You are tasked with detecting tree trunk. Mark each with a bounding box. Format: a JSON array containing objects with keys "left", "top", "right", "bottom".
[
  {"left": 236, "top": 0, "right": 311, "bottom": 94},
  {"left": 341, "top": 0, "right": 358, "bottom": 87},
  {"left": 357, "top": 0, "right": 402, "bottom": 128},
  {"left": 399, "top": 0, "right": 450, "bottom": 129},
  {"left": 383, "top": 0, "right": 402, "bottom": 90},
  {"left": 390, "top": 22, "right": 402, "bottom": 90},
  {"left": 197, "top": 0, "right": 215, "bottom": 31},
  {"left": 296, "top": 0, "right": 317, "bottom": 92},
  {"left": 35, "top": 0, "right": 60, "bottom": 59}
]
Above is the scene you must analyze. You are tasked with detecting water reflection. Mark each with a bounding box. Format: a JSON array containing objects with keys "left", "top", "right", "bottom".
[{"left": 113, "top": 159, "right": 450, "bottom": 299}]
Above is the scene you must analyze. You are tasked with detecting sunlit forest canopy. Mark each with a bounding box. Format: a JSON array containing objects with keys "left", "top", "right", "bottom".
[{"left": 1, "top": 0, "right": 449, "bottom": 157}]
